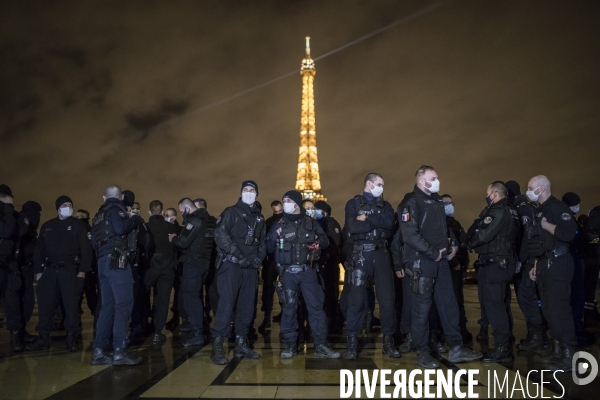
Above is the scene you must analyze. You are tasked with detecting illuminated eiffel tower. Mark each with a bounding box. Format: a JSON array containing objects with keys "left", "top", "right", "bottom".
[{"left": 295, "top": 37, "right": 326, "bottom": 202}]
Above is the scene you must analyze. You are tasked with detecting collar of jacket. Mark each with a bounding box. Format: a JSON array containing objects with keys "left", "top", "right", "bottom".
[
  {"left": 284, "top": 208, "right": 306, "bottom": 223},
  {"left": 235, "top": 198, "right": 260, "bottom": 214},
  {"left": 149, "top": 215, "right": 164, "bottom": 222},
  {"left": 489, "top": 197, "right": 509, "bottom": 209},
  {"left": 538, "top": 195, "right": 557, "bottom": 212},
  {"left": 412, "top": 185, "right": 441, "bottom": 201},
  {"left": 105, "top": 197, "right": 125, "bottom": 206}
]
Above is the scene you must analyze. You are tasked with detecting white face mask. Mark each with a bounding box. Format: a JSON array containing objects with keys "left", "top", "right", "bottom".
[
  {"left": 164, "top": 216, "right": 173, "bottom": 223},
  {"left": 526, "top": 186, "right": 542, "bottom": 202},
  {"left": 370, "top": 182, "right": 384, "bottom": 198},
  {"left": 283, "top": 202, "right": 296, "bottom": 214},
  {"left": 59, "top": 207, "right": 73, "bottom": 218},
  {"left": 241, "top": 192, "right": 256, "bottom": 205},
  {"left": 306, "top": 209, "right": 316, "bottom": 218},
  {"left": 444, "top": 203, "right": 454, "bottom": 217},
  {"left": 425, "top": 179, "right": 440, "bottom": 194},
  {"left": 571, "top": 205, "right": 580, "bottom": 214}
]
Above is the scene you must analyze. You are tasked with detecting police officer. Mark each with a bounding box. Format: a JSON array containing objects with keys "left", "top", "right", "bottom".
[
  {"left": 0, "top": 185, "right": 29, "bottom": 352},
  {"left": 466, "top": 182, "right": 519, "bottom": 362},
  {"left": 145, "top": 200, "right": 178, "bottom": 342},
  {"left": 258, "top": 200, "right": 283, "bottom": 333},
  {"left": 581, "top": 208, "right": 600, "bottom": 326},
  {"left": 169, "top": 198, "right": 215, "bottom": 346},
  {"left": 344, "top": 173, "right": 400, "bottom": 360},
  {"left": 193, "top": 198, "right": 218, "bottom": 329},
  {"left": 210, "top": 180, "right": 265, "bottom": 365},
  {"left": 505, "top": 181, "right": 546, "bottom": 351},
  {"left": 267, "top": 191, "right": 340, "bottom": 359},
  {"left": 399, "top": 165, "right": 482, "bottom": 368},
  {"left": 91, "top": 185, "right": 144, "bottom": 366},
  {"left": 526, "top": 175, "right": 578, "bottom": 372},
  {"left": 314, "top": 200, "right": 343, "bottom": 328},
  {"left": 26, "top": 196, "right": 92, "bottom": 352},
  {"left": 74, "top": 209, "right": 98, "bottom": 317}
]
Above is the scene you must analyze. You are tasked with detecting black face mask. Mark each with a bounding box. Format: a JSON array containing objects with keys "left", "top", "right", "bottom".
[
  {"left": 486, "top": 195, "right": 493, "bottom": 206},
  {"left": 273, "top": 212, "right": 282, "bottom": 218}
]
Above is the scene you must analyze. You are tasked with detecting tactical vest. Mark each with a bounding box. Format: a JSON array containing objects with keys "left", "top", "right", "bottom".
[
  {"left": 184, "top": 213, "right": 215, "bottom": 259},
  {"left": 275, "top": 216, "right": 317, "bottom": 266},
  {"left": 92, "top": 203, "right": 128, "bottom": 256},
  {"left": 350, "top": 195, "right": 391, "bottom": 244},
  {"left": 479, "top": 205, "right": 520, "bottom": 258},
  {"left": 229, "top": 206, "right": 264, "bottom": 255}
]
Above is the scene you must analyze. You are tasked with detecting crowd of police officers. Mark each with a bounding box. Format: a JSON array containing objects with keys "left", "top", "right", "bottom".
[{"left": 1, "top": 166, "right": 599, "bottom": 372}]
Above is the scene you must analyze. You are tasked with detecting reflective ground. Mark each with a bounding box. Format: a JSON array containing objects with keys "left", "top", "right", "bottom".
[{"left": 0, "top": 284, "right": 599, "bottom": 399}]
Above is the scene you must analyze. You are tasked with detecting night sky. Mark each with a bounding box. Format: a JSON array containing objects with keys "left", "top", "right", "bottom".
[{"left": 1, "top": 0, "right": 599, "bottom": 225}]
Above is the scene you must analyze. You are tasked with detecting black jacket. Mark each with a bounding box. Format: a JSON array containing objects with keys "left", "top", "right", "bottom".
[
  {"left": 0, "top": 202, "right": 18, "bottom": 263},
  {"left": 34, "top": 216, "right": 93, "bottom": 274},
  {"left": 398, "top": 185, "right": 456, "bottom": 263},
  {"left": 447, "top": 216, "right": 470, "bottom": 268},
  {"left": 146, "top": 214, "right": 179, "bottom": 269},
  {"left": 344, "top": 193, "right": 394, "bottom": 244},
  {"left": 173, "top": 208, "right": 214, "bottom": 266},
  {"left": 214, "top": 199, "right": 266, "bottom": 262},
  {"left": 467, "top": 198, "right": 519, "bottom": 259}
]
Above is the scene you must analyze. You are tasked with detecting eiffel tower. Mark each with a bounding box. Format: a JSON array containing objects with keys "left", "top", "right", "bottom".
[{"left": 295, "top": 37, "right": 326, "bottom": 202}]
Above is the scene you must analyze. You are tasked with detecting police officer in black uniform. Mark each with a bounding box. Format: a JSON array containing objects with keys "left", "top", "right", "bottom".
[
  {"left": 581, "top": 208, "right": 600, "bottom": 326},
  {"left": 145, "top": 200, "right": 178, "bottom": 342},
  {"left": 466, "top": 182, "right": 519, "bottom": 362},
  {"left": 344, "top": 173, "right": 400, "bottom": 360},
  {"left": 26, "top": 196, "right": 92, "bottom": 352},
  {"left": 266, "top": 191, "right": 340, "bottom": 359},
  {"left": 505, "top": 181, "right": 546, "bottom": 351},
  {"left": 210, "top": 180, "right": 265, "bottom": 365},
  {"left": 0, "top": 185, "right": 29, "bottom": 352},
  {"left": 91, "top": 185, "right": 144, "bottom": 366},
  {"left": 314, "top": 200, "right": 343, "bottom": 327},
  {"left": 258, "top": 200, "right": 283, "bottom": 333},
  {"left": 399, "top": 166, "right": 482, "bottom": 368},
  {"left": 170, "top": 198, "right": 215, "bottom": 346},
  {"left": 525, "top": 175, "right": 578, "bottom": 372}
]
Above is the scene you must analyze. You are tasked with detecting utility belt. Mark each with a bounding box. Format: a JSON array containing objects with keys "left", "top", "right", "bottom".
[
  {"left": 282, "top": 264, "right": 310, "bottom": 274},
  {"left": 353, "top": 242, "right": 387, "bottom": 252},
  {"left": 477, "top": 256, "right": 511, "bottom": 270},
  {"left": 103, "top": 247, "right": 130, "bottom": 270},
  {"left": 45, "top": 261, "right": 76, "bottom": 269},
  {"left": 541, "top": 245, "right": 569, "bottom": 259}
]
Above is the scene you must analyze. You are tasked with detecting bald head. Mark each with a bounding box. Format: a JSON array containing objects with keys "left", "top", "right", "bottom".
[
  {"left": 527, "top": 175, "right": 552, "bottom": 203},
  {"left": 178, "top": 198, "right": 197, "bottom": 215},
  {"left": 104, "top": 184, "right": 122, "bottom": 200}
]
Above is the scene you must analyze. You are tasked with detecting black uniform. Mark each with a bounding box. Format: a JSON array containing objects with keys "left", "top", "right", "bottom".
[
  {"left": 33, "top": 216, "right": 93, "bottom": 338},
  {"left": 446, "top": 215, "right": 470, "bottom": 342},
  {"left": 173, "top": 208, "right": 215, "bottom": 335},
  {"left": 129, "top": 219, "right": 152, "bottom": 336},
  {"left": 581, "top": 209, "right": 600, "bottom": 321},
  {"left": 17, "top": 203, "right": 42, "bottom": 334},
  {"left": 527, "top": 195, "right": 578, "bottom": 347},
  {"left": 317, "top": 215, "right": 343, "bottom": 323},
  {"left": 259, "top": 213, "right": 282, "bottom": 325},
  {"left": 398, "top": 186, "right": 462, "bottom": 352},
  {"left": 344, "top": 193, "right": 396, "bottom": 336},
  {"left": 212, "top": 199, "right": 266, "bottom": 338},
  {"left": 467, "top": 198, "right": 519, "bottom": 348},
  {"left": 145, "top": 215, "right": 179, "bottom": 335},
  {"left": 267, "top": 211, "right": 329, "bottom": 345}
]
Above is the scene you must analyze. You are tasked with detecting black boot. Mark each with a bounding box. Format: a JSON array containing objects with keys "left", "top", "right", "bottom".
[
  {"left": 429, "top": 330, "right": 449, "bottom": 353},
  {"left": 315, "top": 343, "right": 341, "bottom": 358},
  {"left": 233, "top": 335, "right": 260, "bottom": 359},
  {"left": 166, "top": 315, "right": 180, "bottom": 331},
  {"left": 66, "top": 332, "right": 79, "bottom": 352},
  {"left": 547, "top": 343, "right": 575, "bottom": 372},
  {"left": 481, "top": 343, "right": 513, "bottom": 363},
  {"left": 22, "top": 329, "right": 37, "bottom": 343},
  {"left": 345, "top": 335, "right": 358, "bottom": 360},
  {"left": 281, "top": 342, "right": 297, "bottom": 359},
  {"left": 448, "top": 345, "right": 482, "bottom": 363},
  {"left": 382, "top": 335, "right": 402, "bottom": 358},
  {"left": 25, "top": 333, "right": 51, "bottom": 351},
  {"left": 534, "top": 339, "right": 561, "bottom": 364},
  {"left": 258, "top": 312, "right": 271, "bottom": 334},
  {"left": 10, "top": 330, "right": 24, "bottom": 352},
  {"left": 416, "top": 349, "right": 440, "bottom": 368},
  {"left": 183, "top": 330, "right": 205, "bottom": 347},
  {"left": 90, "top": 348, "right": 113, "bottom": 365},
  {"left": 210, "top": 336, "right": 228, "bottom": 365},
  {"left": 517, "top": 331, "right": 546, "bottom": 351},
  {"left": 476, "top": 325, "right": 488, "bottom": 342},
  {"left": 179, "top": 318, "right": 192, "bottom": 333},
  {"left": 400, "top": 332, "right": 415, "bottom": 353},
  {"left": 112, "top": 348, "right": 143, "bottom": 366}
]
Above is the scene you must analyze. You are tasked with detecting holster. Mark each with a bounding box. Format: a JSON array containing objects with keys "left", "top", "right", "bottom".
[
  {"left": 112, "top": 248, "right": 129, "bottom": 270},
  {"left": 274, "top": 281, "right": 284, "bottom": 305},
  {"left": 215, "top": 252, "right": 225, "bottom": 270},
  {"left": 411, "top": 268, "right": 421, "bottom": 294}
]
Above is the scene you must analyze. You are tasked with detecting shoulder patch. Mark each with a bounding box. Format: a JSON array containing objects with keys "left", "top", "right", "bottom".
[
  {"left": 521, "top": 216, "right": 529, "bottom": 226},
  {"left": 87, "top": 232, "right": 92, "bottom": 240},
  {"left": 24, "top": 218, "right": 29, "bottom": 225},
  {"left": 561, "top": 213, "right": 571, "bottom": 221},
  {"left": 483, "top": 216, "right": 493, "bottom": 224},
  {"left": 118, "top": 211, "right": 126, "bottom": 217},
  {"left": 401, "top": 207, "right": 410, "bottom": 222},
  {"left": 186, "top": 223, "right": 194, "bottom": 230},
  {"left": 335, "top": 228, "right": 339, "bottom": 233}
]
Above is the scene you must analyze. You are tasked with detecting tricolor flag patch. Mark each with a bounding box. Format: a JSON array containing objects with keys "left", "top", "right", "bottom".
[{"left": 401, "top": 207, "right": 410, "bottom": 222}]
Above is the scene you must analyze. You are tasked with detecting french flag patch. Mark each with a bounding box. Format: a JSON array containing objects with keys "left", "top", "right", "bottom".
[{"left": 401, "top": 207, "right": 410, "bottom": 222}]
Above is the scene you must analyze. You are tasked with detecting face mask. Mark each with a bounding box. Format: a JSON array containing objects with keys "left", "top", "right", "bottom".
[
  {"left": 315, "top": 210, "right": 324, "bottom": 220},
  {"left": 485, "top": 195, "right": 493, "bottom": 206},
  {"left": 273, "top": 212, "right": 281, "bottom": 218},
  {"left": 306, "top": 209, "right": 316, "bottom": 218},
  {"left": 283, "top": 203, "right": 296, "bottom": 214},
  {"left": 571, "top": 205, "right": 580, "bottom": 214},
  {"left": 131, "top": 209, "right": 140, "bottom": 215},
  {"left": 526, "top": 186, "right": 542, "bottom": 202},
  {"left": 444, "top": 204, "right": 454, "bottom": 217},
  {"left": 242, "top": 192, "right": 256, "bottom": 205},
  {"left": 425, "top": 179, "right": 440, "bottom": 193},
  {"left": 59, "top": 207, "right": 73, "bottom": 218},
  {"left": 370, "top": 184, "right": 384, "bottom": 198},
  {"left": 164, "top": 216, "right": 172, "bottom": 222}
]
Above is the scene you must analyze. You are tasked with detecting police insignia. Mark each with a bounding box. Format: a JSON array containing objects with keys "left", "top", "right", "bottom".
[
  {"left": 87, "top": 232, "right": 92, "bottom": 240},
  {"left": 401, "top": 207, "right": 410, "bottom": 222},
  {"left": 24, "top": 218, "right": 29, "bottom": 225},
  {"left": 186, "top": 223, "right": 193, "bottom": 230},
  {"left": 561, "top": 213, "right": 571, "bottom": 221},
  {"left": 335, "top": 228, "right": 339, "bottom": 233},
  {"left": 483, "top": 217, "right": 493, "bottom": 224},
  {"left": 119, "top": 211, "right": 126, "bottom": 217}
]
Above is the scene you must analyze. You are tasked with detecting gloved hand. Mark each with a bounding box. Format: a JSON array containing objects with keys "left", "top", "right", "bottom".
[
  {"left": 252, "top": 257, "right": 262, "bottom": 269},
  {"left": 239, "top": 257, "right": 252, "bottom": 268}
]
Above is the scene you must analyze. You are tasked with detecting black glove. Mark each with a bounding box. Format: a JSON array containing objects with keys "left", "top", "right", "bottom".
[
  {"left": 239, "top": 257, "right": 252, "bottom": 268},
  {"left": 252, "top": 257, "right": 262, "bottom": 269}
]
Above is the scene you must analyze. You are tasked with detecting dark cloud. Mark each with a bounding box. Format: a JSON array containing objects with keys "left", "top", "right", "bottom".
[{"left": 0, "top": 0, "right": 598, "bottom": 225}]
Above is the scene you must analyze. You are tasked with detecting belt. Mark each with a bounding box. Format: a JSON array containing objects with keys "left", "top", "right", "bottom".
[
  {"left": 284, "top": 264, "right": 310, "bottom": 273},
  {"left": 45, "top": 262, "right": 74, "bottom": 269},
  {"left": 544, "top": 246, "right": 569, "bottom": 259},
  {"left": 354, "top": 243, "right": 386, "bottom": 252}
]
